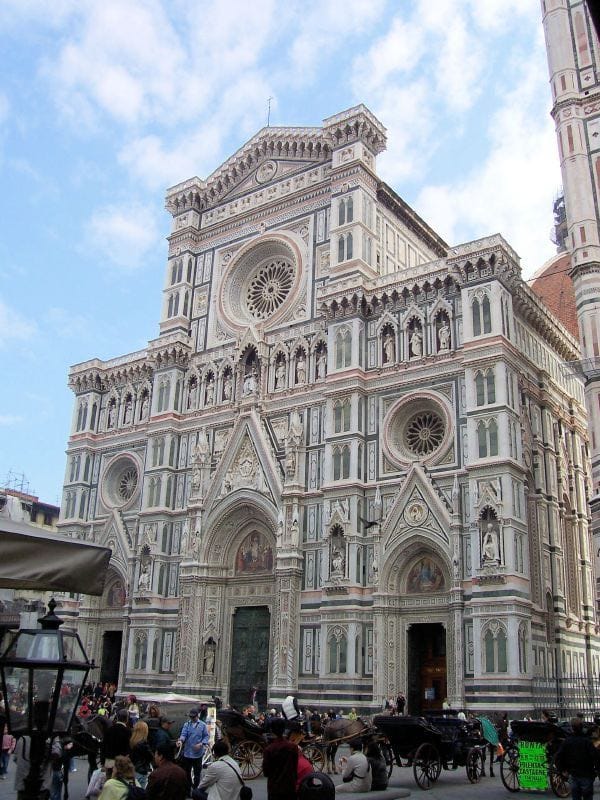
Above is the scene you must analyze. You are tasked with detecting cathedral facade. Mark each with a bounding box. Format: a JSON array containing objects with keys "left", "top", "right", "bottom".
[{"left": 61, "top": 105, "right": 597, "bottom": 714}]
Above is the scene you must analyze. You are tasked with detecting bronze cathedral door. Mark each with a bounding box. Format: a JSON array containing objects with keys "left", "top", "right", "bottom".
[{"left": 229, "top": 606, "right": 270, "bottom": 710}]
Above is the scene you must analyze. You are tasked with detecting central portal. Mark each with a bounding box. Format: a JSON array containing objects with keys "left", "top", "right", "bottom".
[
  {"left": 407, "top": 623, "right": 447, "bottom": 714},
  {"left": 229, "top": 605, "right": 270, "bottom": 710}
]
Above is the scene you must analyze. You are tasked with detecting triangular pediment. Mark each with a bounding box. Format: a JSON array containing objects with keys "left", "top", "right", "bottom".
[
  {"left": 204, "top": 410, "right": 283, "bottom": 514},
  {"left": 100, "top": 510, "right": 130, "bottom": 577},
  {"left": 220, "top": 159, "right": 324, "bottom": 203},
  {"left": 381, "top": 464, "right": 451, "bottom": 553}
]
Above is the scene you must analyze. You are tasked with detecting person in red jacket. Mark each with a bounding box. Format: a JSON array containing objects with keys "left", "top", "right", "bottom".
[{"left": 262, "top": 718, "right": 298, "bottom": 799}]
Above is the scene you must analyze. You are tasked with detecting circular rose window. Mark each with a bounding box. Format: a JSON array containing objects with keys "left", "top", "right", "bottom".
[
  {"left": 405, "top": 411, "right": 445, "bottom": 456},
  {"left": 246, "top": 259, "right": 294, "bottom": 319},
  {"left": 102, "top": 456, "right": 140, "bottom": 508},
  {"left": 382, "top": 393, "right": 452, "bottom": 467},
  {"left": 219, "top": 235, "right": 302, "bottom": 330}
]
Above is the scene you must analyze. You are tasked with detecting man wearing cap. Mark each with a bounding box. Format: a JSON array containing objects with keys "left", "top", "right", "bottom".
[
  {"left": 177, "top": 707, "right": 209, "bottom": 794},
  {"left": 154, "top": 716, "right": 175, "bottom": 750}
]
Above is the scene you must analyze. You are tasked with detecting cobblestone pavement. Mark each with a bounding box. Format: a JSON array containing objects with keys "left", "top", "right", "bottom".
[{"left": 2, "top": 751, "right": 598, "bottom": 800}]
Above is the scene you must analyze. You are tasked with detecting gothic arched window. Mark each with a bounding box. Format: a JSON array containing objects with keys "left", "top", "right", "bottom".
[
  {"left": 484, "top": 623, "right": 507, "bottom": 673},
  {"left": 335, "top": 328, "right": 352, "bottom": 369},
  {"left": 328, "top": 630, "right": 348, "bottom": 674}
]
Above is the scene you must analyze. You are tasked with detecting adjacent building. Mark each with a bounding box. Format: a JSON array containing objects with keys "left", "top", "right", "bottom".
[{"left": 60, "top": 104, "right": 597, "bottom": 714}]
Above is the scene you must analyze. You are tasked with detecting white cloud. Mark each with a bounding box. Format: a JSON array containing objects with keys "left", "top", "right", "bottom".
[
  {"left": 0, "top": 414, "right": 23, "bottom": 426},
  {"left": 0, "top": 298, "right": 37, "bottom": 348},
  {"left": 415, "top": 52, "right": 560, "bottom": 275},
  {"left": 85, "top": 204, "right": 161, "bottom": 271}
]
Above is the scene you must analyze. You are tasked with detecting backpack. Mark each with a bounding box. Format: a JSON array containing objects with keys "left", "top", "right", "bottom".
[
  {"left": 118, "top": 779, "right": 147, "bottom": 800},
  {"left": 298, "top": 772, "right": 336, "bottom": 800}
]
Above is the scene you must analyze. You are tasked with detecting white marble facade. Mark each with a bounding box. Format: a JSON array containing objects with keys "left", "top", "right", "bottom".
[{"left": 60, "top": 105, "right": 598, "bottom": 714}]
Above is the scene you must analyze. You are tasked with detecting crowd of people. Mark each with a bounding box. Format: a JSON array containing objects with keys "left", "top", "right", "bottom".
[{"left": 7, "top": 683, "right": 600, "bottom": 800}]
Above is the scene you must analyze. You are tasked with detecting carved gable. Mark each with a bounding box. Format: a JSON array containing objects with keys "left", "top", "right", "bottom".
[
  {"left": 205, "top": 410, "right": 283, "bottom": 513},
  {"left": 381, "top": 464, "right": 451, "bottom": 553}
]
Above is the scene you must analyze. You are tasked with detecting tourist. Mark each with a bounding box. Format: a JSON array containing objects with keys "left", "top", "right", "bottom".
[
  {"left": 555, "top": 717, "right": 600, "bottom": 800},
  {"left": 148, "top": 742, "right": 187, "bottom": 800},
  {"left": 153, "top": 716, "right": 175, "bottom": 750},
  {"left": 102, "top": 709, "right": 131, "bottom": 776},
  {"left": 336, "top": 739, "right": 371, "bottom": 793},
  {"left": 130, "top": 720, "right": 154, "bottom": 789},
  {"left": 176, "top": 707, "right": 210, "bottom": 793},
  {"left": 1, "top": 725, "right": 15, "bottom": 780},
  {"left": 98, "top": 756, "right": 138, "bottom": 800},
  {"left": 195, "top": 740, "right": 244, "bottom": 800},
  {"left": 365, "top": 741, "right": 388, "bottom": 791},
  {"left": 262, "top": 717, "right": 298, "bottom": 799}
]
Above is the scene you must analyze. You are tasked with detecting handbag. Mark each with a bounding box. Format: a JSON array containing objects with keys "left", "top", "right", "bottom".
[{"left": 223, "top": 760, "right": 252, "bottom": 800}]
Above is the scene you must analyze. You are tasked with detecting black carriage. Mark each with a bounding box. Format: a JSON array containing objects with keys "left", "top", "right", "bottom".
[
  {"left": 217, "top": 708, "right": 268, "bottom": 779},
  {"left": 373, "top": 714, "right": 487, "bottom": 790},
  {"left": 500, "top": 719, "right": 570, "bottom": 796}
]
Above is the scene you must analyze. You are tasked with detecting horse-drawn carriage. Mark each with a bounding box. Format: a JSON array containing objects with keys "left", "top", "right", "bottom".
[
  {"left": 500, "top": 719, "right": 570, "bottom": 796},
  {"left": 372, "top": 714, "right": 489, "bottom": 789}
]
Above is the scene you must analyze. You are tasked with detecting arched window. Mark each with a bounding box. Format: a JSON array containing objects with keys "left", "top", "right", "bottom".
[
  {"left": 472, "top": 298, "right": 481, "bottom": 336},
  {"left": 342, "top": 445, "right": 350, "bottom": 479},
  {"left": 484, "top": 624, "right": 508, "bottom": 673},
  {"left": 83, "top": 455, "right": 91, "bottom": 482},
  {"left": 158, "top": 438, "right": 165, "bottom": 464},
  {"left": 338, "top": 233, "right": 353, "bottom": 262},
  {"left": 165, "top": 476, "right": 174, "bottom": 509},
  {"left": 78, "top": 491, "right": 87, "bottom": 519},
  {"left": 328, "top": 631, "right": 348, "bottom": 674},
  {"left": 174, "top": 379, "right": 181, "bottom": 411},
  {"left": 486, "top": 371, "right": 496, "bottom": 403},
  {"left": 90, "top": 402, "right": 97, "bottom": 430},
  {"left": 176, "top": 260, "right": 183, "bottom": 283},
  {"left": 346, "top": 196, "right": 353, "bottom": 223},
  {"left": 167, "top": 294, "right": 174, "bottom": 317},
  {"left": 333, "top": 399, "right": 351, "bottom": 433},
  {"left": 187, "top": 259, "right": 193, "bottom": 283},
  {"left": 482, "top": 296, "right": 491, "bottom": 333},
  {"left": 169, "top": 437, "right": 177, "bottom": 466},
  {"left": 173, "top": 292, "right": 180, "bottom": 316},
  {"left": 338, "top": 199, "right": 346, "bottom": 227},
  {"left": 335, "top": 328, "right": 352, "bottom": 369},
  {"left": 338, "top": 235, "right": 345, "bottom": 263},
  {"left": 357, "top": 443, "right": 363, "bottom": 480},
  {"left": 477, "top": 421, "right": 487, "bottom": 458},
  {"left": 475, "top": 373, "right": 485, "bottom": 406},
  {"left": 171, "top": 262, "right": 177, "bottom": 285},
  {"left": 489, "top": 420, "right": 498, "bottom": 455},
  {"left": 161, "top": 523, "right": 170, "bottom": 553},
  {"left": 333, "top": 448, "right": 342, "bottom": 481},
  {"left": 182, "top": 291, "right": 189, "bottom": 317}
]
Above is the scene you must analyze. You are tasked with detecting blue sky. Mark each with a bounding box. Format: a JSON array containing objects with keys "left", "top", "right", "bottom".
[{"left": 0, "top": 0, "right": 561, "bottom": 505}]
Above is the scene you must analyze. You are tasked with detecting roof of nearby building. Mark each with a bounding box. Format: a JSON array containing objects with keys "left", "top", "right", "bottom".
[{"left": 530, "top": 252, "right": 579, "bottom": 341}]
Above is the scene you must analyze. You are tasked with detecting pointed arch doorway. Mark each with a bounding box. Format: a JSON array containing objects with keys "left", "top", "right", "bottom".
[
  {"left": 407, "top": 622, "right": 447, "bottom": 714},
  {"left": 229, "top": 606, "right": 270, "bottom": 710}
]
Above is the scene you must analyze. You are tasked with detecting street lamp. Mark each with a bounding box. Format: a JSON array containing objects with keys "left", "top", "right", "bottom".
[{"left": 0, "top": 599, "right": 93, "bottom": 799}]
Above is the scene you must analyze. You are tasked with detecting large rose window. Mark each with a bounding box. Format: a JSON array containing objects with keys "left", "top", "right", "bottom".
[
  {"left": 382, "top": 393, "right": 452, "bottom": 467},
  {"left": 218, "top": 236, "right": 302, "bottom": 330},
  {"left": 246, "top": 259, "right": 295, "bottom": 319},
  {"left": 405, "top": 411, "right": 445, "bottom": 456},
  {"left": 102, "top": 456, "right": 140, "bottom": 508}
]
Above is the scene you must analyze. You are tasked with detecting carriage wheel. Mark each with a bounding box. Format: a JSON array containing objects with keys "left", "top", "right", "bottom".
[
  {"left": 549, "top": 766, "right": 571, "bottom": 798},
  {"left": 466, "top": 748, "right": 484, "bottom": 784},
  {"left": 500, "top": 747, "right": 520, "bottom": 793},
  {"left": 232, "top": 741, "right": 263, "bottom": 779},
  {"left": 413, "top": 742, "right": 442, "bottom": 789},
  {"left": 380, "top": 742, "right": 394, "bottom": 777},
  {"left": 302, "top": 744, "right": 325, "bottom": 772}
]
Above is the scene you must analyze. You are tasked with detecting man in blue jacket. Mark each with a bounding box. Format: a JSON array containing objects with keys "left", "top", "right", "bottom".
[{"left": 176, "top": 707, "right": 209, "bottom": 794}]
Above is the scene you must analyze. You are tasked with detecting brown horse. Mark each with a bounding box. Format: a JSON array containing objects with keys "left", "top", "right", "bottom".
[{"left": 321, "top": 718, "right": 369, "bottom": 774}]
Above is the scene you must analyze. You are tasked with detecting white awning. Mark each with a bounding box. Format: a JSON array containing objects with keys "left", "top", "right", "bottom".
[{"left": 0, "top": 518, "right": 111, "bottom": 596}]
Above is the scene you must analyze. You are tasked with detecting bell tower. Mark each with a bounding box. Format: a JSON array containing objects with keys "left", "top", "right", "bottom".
[{"left": 542, "top": 2, "right": 600, "bottom": 493}]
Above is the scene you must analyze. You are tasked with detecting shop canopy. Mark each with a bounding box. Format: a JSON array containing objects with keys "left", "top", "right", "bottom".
[{"left": 0, "top": 517, "right": 111, "bottom": 596}]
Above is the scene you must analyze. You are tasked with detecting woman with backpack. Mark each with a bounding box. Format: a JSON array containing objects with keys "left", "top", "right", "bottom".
[
  {"left": 98, "top": 756, "right": 144, "bottom": 800},
  {"left": 129, "top": 722, "right": 153, "bottom": 789}
]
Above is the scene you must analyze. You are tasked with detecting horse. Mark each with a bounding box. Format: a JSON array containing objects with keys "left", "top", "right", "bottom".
[
  {"left": 321, "top": 717, "right": 369, "bottom": 774},
  {"left": 69, "top": 714, "right": 112, "bottom": 787}
]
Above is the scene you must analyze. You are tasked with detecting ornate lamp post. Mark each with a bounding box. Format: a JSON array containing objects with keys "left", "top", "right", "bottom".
[{"left": 0, "top": 599, "right": 93, "bottom": 800}]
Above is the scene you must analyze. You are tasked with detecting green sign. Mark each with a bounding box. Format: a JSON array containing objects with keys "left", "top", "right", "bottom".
[{"left": 519, "top": 741, "right": 548, "bottom": 790}]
